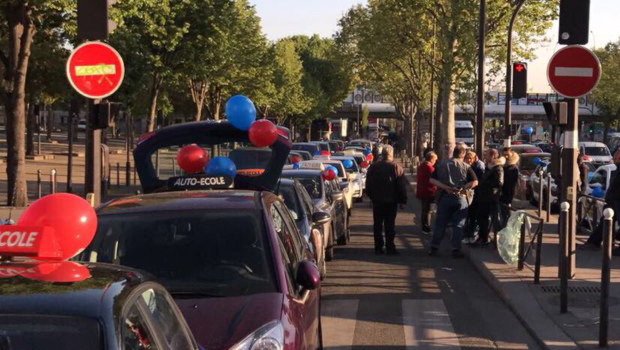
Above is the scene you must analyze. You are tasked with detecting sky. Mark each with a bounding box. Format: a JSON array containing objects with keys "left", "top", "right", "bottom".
[{"left": 249, "top": 0, "right": 620, "bottom": 93}]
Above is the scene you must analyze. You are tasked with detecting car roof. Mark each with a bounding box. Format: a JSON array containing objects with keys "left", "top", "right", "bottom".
[
  {"left": 580, "top": 141, "right": 608, "bottom": 147},
  {"left": 0, "top": 262, "right": 148, "bottom": 318},
  {"left": 98, "top": 190, "right": 262, "bottom": 215},
  {"left": 282, "top": 169, "right": 323, "bottom": 177},
  {"left": 520, "top": 152, "right": 551, "bottom": 157}
]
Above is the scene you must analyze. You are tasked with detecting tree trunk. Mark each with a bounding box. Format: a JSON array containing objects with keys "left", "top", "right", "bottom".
[
  {"left": 433, "top": 86, "right": 443, "bottom": 153},
  {"left": 3, "top": 3, "right": 34, "bottom": 206},
  {"left": 189, "top": 79, "right": 207, "bottom": 122},
  {"left": 147, "top": 73, "right": 162, "bottom": 132},
  {"left": 26, "top": 101, "right": 34, "bottom": 156},
  {"left": 212, "top": 86, "right": 221, "bottom": 120},
  {"left": 46, "top": 104, "right": 53, "bottom": 141}
]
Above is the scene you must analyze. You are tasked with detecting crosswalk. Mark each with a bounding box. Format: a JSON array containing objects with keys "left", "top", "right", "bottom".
[{"left": 322, "top": 299, "right": 461, "bottom": 349}]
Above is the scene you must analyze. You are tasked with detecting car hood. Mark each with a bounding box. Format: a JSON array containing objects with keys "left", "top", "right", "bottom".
[{"left": 175, "top": 293, "right": 283, "bottom": 350}]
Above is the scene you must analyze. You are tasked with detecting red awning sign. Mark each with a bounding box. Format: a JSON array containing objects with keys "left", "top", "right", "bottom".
[
  {"left": 547, "top": 46, "right": 601, "bottom": 99},
  {"left": 66, "top": 41, "right": 125, "bottom": 99}
]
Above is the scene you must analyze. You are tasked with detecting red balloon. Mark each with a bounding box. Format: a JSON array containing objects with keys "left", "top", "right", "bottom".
[
  {"left": 322, "top": 169, "right": 336, "bottom": 181},
  {"left": 176, "top": 144, "right": 208, "bottom": 174},
  {"left": 291, "top": 155, "right": 301, "bottom": 164},
  {"left": 360, "top": 161, "right": 369, "bottom": 168},
  {"left": 366, "top": 153, "right": 374, "bottom": 161},
  {"left": 249, "top": 120, "right": 278, "bottom": 148},
  {"left": 21, "top": 262, "right": 91, "bottom": 283},
  {"left": 17, "top": 193, "right": 97, "bottom": 261}
]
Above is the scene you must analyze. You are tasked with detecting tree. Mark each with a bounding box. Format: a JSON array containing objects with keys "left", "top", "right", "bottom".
[
  {"left": 361, "top": 105, "right": 369, "bottom": 137},
  {"left": 0, "top": 0, "right": 73, "bottom": 206},
  {"left": 592, "top": 41, "right": 620, "bottom": 142},
  {"left": 268, "top": 39, "right": 309, "bottom": 123}
]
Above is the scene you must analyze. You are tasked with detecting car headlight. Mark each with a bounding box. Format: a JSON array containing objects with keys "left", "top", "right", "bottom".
[{"left": 230, "top": 321, "right": 284, "bottom": 350}]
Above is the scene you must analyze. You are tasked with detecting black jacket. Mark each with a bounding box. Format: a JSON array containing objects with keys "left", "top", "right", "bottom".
[
  {"left": 605, "top": 164, "right": 620, "bottom": 203},
  {"left": 366, "top": 160, "right": 407, "bottom": 204},
  {"left": 477, "top": 164, "right": 504, "bottom": 203},
  {"left": 501, "top": 163, "right": 519, "bottom": 204}
]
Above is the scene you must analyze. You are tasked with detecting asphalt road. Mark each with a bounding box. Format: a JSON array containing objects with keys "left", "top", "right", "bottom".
[{"left": 320, "top": 192, "right": 542, "bottom": 350}]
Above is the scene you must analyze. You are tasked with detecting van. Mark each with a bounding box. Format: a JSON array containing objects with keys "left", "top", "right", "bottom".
[{"left": 455, "top": 120, "right": 474, "bottom": 147}]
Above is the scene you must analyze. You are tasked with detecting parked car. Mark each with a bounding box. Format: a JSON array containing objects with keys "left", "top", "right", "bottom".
[
  {"left": 277, "top": 178, "right": 330, "bottom": 279},
  {"left": 348, "top": 139, "right": 373, "bottom": 150},
  {"left": 529, "top": 162, "right": 559, "bottom": 211},
  {"left": 585, "top": 163, "right": 617, "bottom": 197},
  {"left": 327, "top": 140, "right": 342, "bottom": 153},
  {"left": 294, "top": 150, "right": 313, "bottom": 161},
  {"left": 332, "top": 155, "right": 365, "bottom": 201},
  {"left": 292, "top": 142, "right": 320, "bottom": 156},
  {"left": 77, "top": 119, "right": 87, "bottom": 131},
  {"left": 85, "top": 190, "right": 323, "bottom": 350},
  {"left": 282, "top": 169, "right": 349, "bottom": 255},
  {"left": 310, "top": 141, "right": 332, "bottom": 156},
  {"left": 579, "top": 141, "right": 613, "bottom": 166},
  {"left": 511, "top": 144, "right": 543, "bottom": 154},
  {"left": 517, "top": 152, "right": 550, "bottom": 200}
]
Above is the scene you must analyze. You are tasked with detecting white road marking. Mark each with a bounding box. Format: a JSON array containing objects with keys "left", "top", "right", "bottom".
[
  {"left": 554, "top": 67, "right": 594, "bottom": 77},
  {"left": 402, "top": 299, "right": 461, "bottom": 349},
  {"left": 322, "top": 299, "right": 359, "bottom": 350}
]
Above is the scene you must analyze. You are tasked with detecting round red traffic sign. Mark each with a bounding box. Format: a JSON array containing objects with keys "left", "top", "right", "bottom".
[
  {"left": 66, "top": 42, "right": 125, "bottom": 99},
  {"left": 547, "top": 45, "right": 601, "bottom": 98}
]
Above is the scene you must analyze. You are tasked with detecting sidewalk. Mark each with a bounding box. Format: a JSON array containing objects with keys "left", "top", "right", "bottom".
[{"left": 406, "top": 170, "right": 620, "bottom": 349}]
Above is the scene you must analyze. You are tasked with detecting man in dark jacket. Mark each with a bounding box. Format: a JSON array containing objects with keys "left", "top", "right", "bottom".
[
  {"left": 366, "top": 145, "right": 408, "bottom": 255},
  {"left": 464, "top": 151, "right": 485, "bottom": 243},
  {"left": 583, "top": 150, "right": 620, "bottom": 250},
  {"left": 475, "top": 149, "right": 504, "bottom": 245}
]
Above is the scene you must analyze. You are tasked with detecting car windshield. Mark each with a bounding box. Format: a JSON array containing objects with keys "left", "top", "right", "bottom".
[
  {"left": 317, "top": 143, "right": 330, "bottom": 151},
  {"left": 585, "top": 146, "right": 610, "bottom": 156},
  {"left": 228, "top": 148, "right": 272, "bottom": 170},
  {"left": 0, "top": 315, "right": 100, "bottom": 350},
  {"left": 338, "top": 159, "right": 359, "bottom": 173},
  {"left": 455, "top": 128, "right": 473, "bottom": 138},
  {"left": 520, "top": 156, "right": 550, "bottom": 171},
  {"left": 278, "top": 185, "right": 303, "bottom": 219},
  {"left": 85, "top": 210, "right": 277, "bottom": 297},
  {"left": 292, "top": 144, "right": 319, "bottom": 154},
  {"left": 282, "top": 175, "right": 322, "bottom": 199}
]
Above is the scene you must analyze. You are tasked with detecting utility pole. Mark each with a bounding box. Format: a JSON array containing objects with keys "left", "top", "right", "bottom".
[
  {"left": 560, "top": 99, "right": 578, "bottom": 277},
  {"left": 475, "top": 0, "right": 486, "bottom": 155},
  {"left": 504, "top": 0, "right": 526, "bottom": 148}
]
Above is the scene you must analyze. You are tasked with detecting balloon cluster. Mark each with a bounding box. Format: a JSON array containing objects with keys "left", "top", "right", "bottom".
[
  {"left": 325, "top": 165, "right": 339, "bottom": 177},
  {"left": 322, "top": 169, "right": 336, "bottom": 181},
  {"left": 226, "top": 95, "right": 278, "bottom": 148},
  {"left": 176, "top": 145, "right": 237, "bottom": 178},
  {"left": 343, "top": 159, "right": 354, "bottom": 169}
]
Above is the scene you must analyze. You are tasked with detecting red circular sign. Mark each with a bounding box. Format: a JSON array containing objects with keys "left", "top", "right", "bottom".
[
  {"left": 547, "top": 46, "right": 601, "bottom": 98},
  {"left": 66, "top": 42, "right": 125, "bottom": 99}
]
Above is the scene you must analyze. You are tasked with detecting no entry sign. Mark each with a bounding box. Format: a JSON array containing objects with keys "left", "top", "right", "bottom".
[
  {"left": 547, "top": 45, "right": 601, "bottom": 98},
  {"left": 66, "top": 41, "right": 125, "bottom": 99}
]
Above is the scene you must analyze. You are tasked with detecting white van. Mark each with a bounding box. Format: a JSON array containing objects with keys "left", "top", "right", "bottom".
[
  {"left": 579, "top": 142, "right": 612, "bottom": 166},
  {"left": 455, "top": 120, "right": 474, "bottom": 147}
]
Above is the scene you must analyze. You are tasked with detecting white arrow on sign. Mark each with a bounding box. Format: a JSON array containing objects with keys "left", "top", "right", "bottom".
[{"left": 554, "top": 67, "right": 594, "bottom": 77}]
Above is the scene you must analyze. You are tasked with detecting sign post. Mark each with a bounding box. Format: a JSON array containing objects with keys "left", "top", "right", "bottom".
[
  {"left": 67, "top": 41, "right": 124, "bottom": 206},
  {"left": 547, "top": 45, "right": 601, "bottom": 278}
]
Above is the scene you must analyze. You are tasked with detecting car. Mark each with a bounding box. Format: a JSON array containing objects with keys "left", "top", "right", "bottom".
[
  {"left": 277, "top": 178, "right": 330, "bottom": 279},
  {"left": 309, "top": 141, "right": 332, "bottom": 156},
  {"left": 85, "top": 190, "right": 323, "bottom": 350},
  {"left": 517, "top": 152, "right": 550, "bottom": 200},
  {"left": 529, "top": 162, "right": 559, "bottom": 210},
  {"left": 294, "top": 149, "right": 313, "bottom": 161},
  {"left": 332, "top": 156, "right": 365, "bottom": 201},
  {"left": 77, "top": 119, "right": 87, "bottom": 131},
  {"left": 292, "top": 160, "right": 354, "bottom": 215},
  {"left": 348, "top": 139, "right": 373, "bottom": 150},
  {"left": 292, "top": 142, "right": 320, "bottom": 156},
  {"left": 579, "top": 141, "right": 613, "bottom": 166},
  {"left": 282, "top": 169, "right": 349, "bottom": 256},
  {"left": 585, "top": 163, "right": 617, "bottom": 197},
  {"left": 327, "top": 140, "right": 342, "bottom": 153},
  {"left": 228, "top": 147, "right": 273, "bottom": 176},
  {"left": 0, "top": 204, "right": 201, "bottom": 350},
  {"left": 511, "top": 144, "right": 543, "bottom": 154}
]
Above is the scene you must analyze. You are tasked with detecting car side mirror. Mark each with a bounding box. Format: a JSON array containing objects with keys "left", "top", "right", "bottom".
[
  {"left": 331, "top": 192, "right": 344, "bottom": 202},
  {"left": 296, "top": 260, "right": 320, "bottom": 290},
  {"left": 312, "top": 211, "right": 331, "bottom": 225}
]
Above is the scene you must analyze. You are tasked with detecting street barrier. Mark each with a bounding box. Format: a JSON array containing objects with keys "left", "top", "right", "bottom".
[
  {"left": 537, "top": 169, "right": 544, "bottom": 218},
  {"left": 599, "top": 208, "right": 615, "bottom": 347},
  {"left": 560, "top": 201, "right": 570, "bottom": 314},
  {"left": 50, "top": 169, "right": 57, "bottom": 194},
  {"left": 546, "top": 173, "right": 552, "bottom": 222}
]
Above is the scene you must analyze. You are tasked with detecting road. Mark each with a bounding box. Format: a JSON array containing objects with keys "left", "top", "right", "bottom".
[{"left": 320, "top": 195, "right": 542, "bottom": 350}]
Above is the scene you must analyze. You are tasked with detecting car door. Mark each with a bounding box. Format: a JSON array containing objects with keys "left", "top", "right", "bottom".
[
  {"left": 270, "top": 201, "right": 320, "bottom": 350},
  {"left": 120, "top": 284, "right": 197, "bottom": 350}
]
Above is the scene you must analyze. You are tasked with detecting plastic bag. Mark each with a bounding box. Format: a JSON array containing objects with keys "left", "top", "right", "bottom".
[{"left": 497, "top": 211, "right": 525, "bottom": 266}]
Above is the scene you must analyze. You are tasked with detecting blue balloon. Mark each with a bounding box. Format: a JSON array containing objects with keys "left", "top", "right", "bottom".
[
  {"left": 592, "top": 187, "right": 604, "bottom": 198},
  {"left": 364, "top": 148, "right": 371, "bottom": 156},
  {"left": 205, "top": 157, "right": 237, "bottom": 178},
  {"left": 343, "top": 159, "right": 354, "bottom": 169},
  {"left": 293, "top": 162, "right": 300, "bottom": 169},
  {"left": 533, "top": 157, "right": 541, "bottom": 165},
  {"left": 313, "top": 150, "right": 321, "bottom": 156},
  {"left": 526, "top": 127, "right": 533, "bottom": 135},
  {"left": 325, "top": 165, "right": 339, "bottom": 176},
  {"left": 225, "top": 95, "right": 256, "bottom": 131}
]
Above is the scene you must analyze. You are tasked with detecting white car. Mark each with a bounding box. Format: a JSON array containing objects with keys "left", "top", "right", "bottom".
[
  {"left": 579, "top": 141, "right": 612, "bottom": 166},
  {"left": 291, "top": 160, "right": 354, "bottom": 212},
  {"left": 529, "top": 162, "right": 559, "bottom": 211},
  {"left": 579, "top": 164, "right": 618, "bottom": 232},
  {"left": 332, "top": 156, "right": 364, "bottom": 201}
]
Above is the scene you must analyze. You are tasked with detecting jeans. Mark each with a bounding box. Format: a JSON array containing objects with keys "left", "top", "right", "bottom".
[
  {"left": 373, "top": 202, "right": 398, "bottom": 251},
  {"left": 431, "top": 195, "right": 469, "bottom": 251}
]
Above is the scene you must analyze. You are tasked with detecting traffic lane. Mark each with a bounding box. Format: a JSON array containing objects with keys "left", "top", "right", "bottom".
[{"left": 321, "top": 200, "right": 541, "bottom": 349}]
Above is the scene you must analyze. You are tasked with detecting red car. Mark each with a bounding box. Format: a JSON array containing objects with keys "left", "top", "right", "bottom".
[{"left": 84, "top": 190, "right": 323, "bottom": 350}]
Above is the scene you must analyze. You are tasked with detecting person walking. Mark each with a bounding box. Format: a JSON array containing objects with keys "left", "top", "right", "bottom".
[
  {"left": 429, "top": 144, "right": 479, "bottom": 257},
  {"left": 366, "top": 145, "right": 408, "bottom": 255},
  {"left": 474, "top": 149, "right": 504, "bottom": 246},
  {"left": 500, "top": 147, "right": 520, "bottom": 226},
  {"left": 416, "top": 151, "right": 438, "bottom": 233},
  {"left": 582, "top": 149, "right": 620, "bottom": 250},
  {"left": 463, "top": 151, "right": 485, "bottom": 243},
  {"left": 371, "top": 145, "right": 380, "bottom": 164}
]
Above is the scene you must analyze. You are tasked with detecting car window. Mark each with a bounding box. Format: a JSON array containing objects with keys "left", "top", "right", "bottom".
[
  {"left": 270, "top": 203, "right": 301, "bottom": 295},
  {"left": 85, "top": 210, "right": 277, "bottom": 297},
  {"left": 296, "top": 183, "right": 314, "bottom": 216},
  {"left": 585, "top": 146, "right": 610, "bottom": 156},
  {"left": 122, "top": 301, "right": 161, "bottom": 350},
  {"left": 274, "top": 200, "right": 306, "bottom": 257},
  {"left": 283, "top": 175, "right": 323, "bottom": 199},
  {"left": 279, "top": 185, "right": 303, "bottom": 219},
  {"left": 0, "top": 315, "right": 101, "bottom": 350},
  {"left": 138, "top": 288, "right": 195, "bottom": 350}
]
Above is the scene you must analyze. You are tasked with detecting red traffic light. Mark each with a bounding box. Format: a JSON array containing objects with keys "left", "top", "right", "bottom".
[{"left": 515, "top": 64, "right": 525, "bottom": 73}]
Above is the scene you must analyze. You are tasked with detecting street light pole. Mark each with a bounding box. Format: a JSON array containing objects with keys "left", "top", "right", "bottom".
[
  {"left": 429, "top": 21, "right": 436, "bottom": 150},
  {"left": 504, "top": 0, "right": 526, "bottom": 148},
  {"left": 475, "top": 0, "right": 486, "bottom": 155}
]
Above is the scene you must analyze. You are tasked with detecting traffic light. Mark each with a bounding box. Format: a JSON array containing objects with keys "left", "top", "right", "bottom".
[
  {"left": 543, "top": 101, "right": 568, "bottom": 126},
  {"left": 559, "top": 0, "right": 590, "bottom": 45},
  {"left": 77, "top": 0, "right": 117, "bottom": 41},
  {"left": 89, "top": 101, "right": 121, "bottom": 130},
  {"left": 512, "top": 62, "right": 527, "bottom": 99}
]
